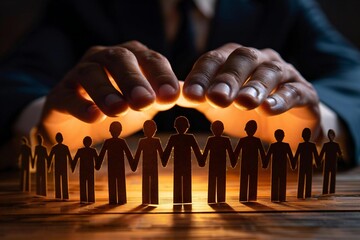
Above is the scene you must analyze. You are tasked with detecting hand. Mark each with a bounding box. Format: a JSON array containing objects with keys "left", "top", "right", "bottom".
[
  {"left": 181, "top": 43, "right": 321, "bottom": 148},
  {"left": 38, "top": 41, "right": 179, "bottom": 148}
]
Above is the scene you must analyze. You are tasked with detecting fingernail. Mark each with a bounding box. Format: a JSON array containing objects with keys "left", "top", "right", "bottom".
[
  {"left": 209, "top": 83, "right": 231, "bottom": 96},
  {"left": 267, "top": 97, "right": 276, "bottom": 106},
  {"left": 158, "top": 84, "right": 177, "bottom": 98},
  {"left": 184, "top": 84, "right": 204, "bottom": 98},
  {"left": 131, "top": 86, "right": 154, "bottom": 101},
  {"left": 105, "top": 93, "right": 124, "bottom": 107},
  {"left": 241, "top": 87, "right": 258, "bottom": 98}
]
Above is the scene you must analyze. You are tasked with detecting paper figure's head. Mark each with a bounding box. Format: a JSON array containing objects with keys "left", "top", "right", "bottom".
[
  {"left": 109, "top": 121, "right": 122, "bottom": 137},
  {"left": 83, "top": 136, "right": 92, "bottom": 147},
  {"left": 211, "top": 120, "right": 224, "bottom": 136},
  {"left": 55, "top": 132, "right": 63, "bottom": 143},
  {"left": 143, "top": 120, "right": 157, "bottom": 137},
  {"left": 37, "top": 134, "right": 43, "bottom": 145},
  {"left": 21, "top": 137, "right": 28, "bottom": 145},
  {"left": 302, "top": 128, "right": 311, "bottom": 142},
  {"left": 174, "top": 116, "right": 189, "bottom": 134},
  {"left": 245, "top": 120, "right": 257, "bottom": 136},
  {"left": 275, "top": 129, "right": 284, "bottom": 142},
  {"left": 328, "top": 129, "right": 336, "bottom": 141}
]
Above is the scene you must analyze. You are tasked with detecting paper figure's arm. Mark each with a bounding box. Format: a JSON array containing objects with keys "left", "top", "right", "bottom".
[
  {"left": 31, "top": 150, "right": 36, "bottom": 169},
  {"left": 263, "top": 145, "right": 272, "bottom": 169},
  {"left": 319, "top": 145, "right": 325, "bottom": 165},
  {"left": 123, "top": 140, "right": 135, "bottom": 169},
  {"left": 162, "top": 136, "right": 174, "bottom": 167},
  {"left": 133, "top": 140, "right": 143, "bottom": 172},
  {"left": 47, "top": 149, "right": 54, "bottom": 173},
  {"left": 313, "top": 144, "right": 321, "bottom": 168},
  {"left": 286, "top": 144, "right": 295, "bottom": 170},
  {"left": 226, "top": 138, "right": 236, "bottom": 168},
  {"left": 190, "top": 135, "right": 203, "bottom": 167},
  {"left": 156, "top": 138, "right": 164, "bottom": 160},
  {"left": 96, "top": 141, "right": 107, "bottom": 170},
  {"left": 201, "top": 138, "right": 211, "bottom": 167},
  {"left": 293, "top": 145, "right": 300, "bottom": 170},
  {"left": 232, "top": 140, "right": 242, "bottom": 168},
  {"left": 66, "top": 146, "right": 73, "bottom": 166},
  {"left": 258, "top": 139, "right": 266, "bottom": 168},
  {"left": 72, "top": 151, "right": 80, "bottom": 173}
]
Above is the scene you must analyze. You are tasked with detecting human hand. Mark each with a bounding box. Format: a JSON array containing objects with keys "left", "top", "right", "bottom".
[
  {"left": 38, "top": 41, "right": 179, "bottom": 148},
  {"left": 181, "top": 43, "right": 321, "bottom": 148}
]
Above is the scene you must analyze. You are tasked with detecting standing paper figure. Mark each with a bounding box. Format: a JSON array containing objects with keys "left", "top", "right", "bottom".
[
  {"left": 32, "top": 135, "right": 48, "bottom": 196},
  {"left": 72, "top": 136, "right": 98, "bottom": 203},
  {"left": 48, "top": 132, "right": 72, "bottom": 200},
  {"left": 133, "top": 120, "right": 163, "bottom": 205},
  {"left": 97, "top": 121, "right": 134, "bottom": 205},
  {"left": 234, "top": 120, "right": 266, "bottom": 202},
  {"left": 162, "top": 116, "right": 203, "bottom": 204},
  {"left": 202, "top": 120, "right": 235, "bottom": 204},
  {"left": 319, "top": 129, "right": 342, "bottom": 194},
  {"left": 264, "top": 129, "right": 295, "bottom": 202},
  {"left": 294, "top": 128, "right": 320, "bottom": 199},
  {"left": 19, "top": 137, "right": 32, "bottom": 192}
]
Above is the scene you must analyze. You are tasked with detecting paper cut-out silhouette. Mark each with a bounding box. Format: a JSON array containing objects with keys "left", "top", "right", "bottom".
[
  {"left": 264, "top": 129, "right": 295, "bottom": 202},
  {"left": 32, "top": 135, "right": 48, "bottom": 196},
  {"left": 97, "top": 121, "right": 134, "bottom": 205},
  {"left": 19, "top": 137, "right": 32, "bottom": 192},
  {"left": 234, "top": 120, "right": 265, "bottom": 202},
  {"left": 320, "top": 129, "right": 342, "bottom": 194},
  {"left": 133, "top": 120, "right": 163, "bottom": 205},
  {"left": 294, "top": 128, "right": 320, "bottom": 199},
  {"left": 48, "top": 132, "right": 72, "bottom": 200},
  {"left": 72, "top": 136, "right": 98, "bottom": 203},
  {"left": 162, "top": 116, "right": 203, "bottom": 204},
  {"left": 202, "top": 120, "right": 235, "bottom": 203}
]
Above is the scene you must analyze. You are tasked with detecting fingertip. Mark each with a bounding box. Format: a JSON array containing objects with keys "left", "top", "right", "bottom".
[
  {"left": 183, "top": 83, "right": 205, "bottom": 102},
  {"left": 104, "top": 93, "right": 129, "bottom": 115},
  {"left": 157, "top": 83, "right": 180, "bottom": 103},
  {"left": 206, "top": 82, "right": 232, "bottom": 107},
  {"left": 260, "top": 96, "right": 287, "bottom": 115},
  {"left": 236, "top": 87, "right": 261, "bottom": 110},
  {"left": 129, "top": 86, "right": 156, "bottom": 110}
]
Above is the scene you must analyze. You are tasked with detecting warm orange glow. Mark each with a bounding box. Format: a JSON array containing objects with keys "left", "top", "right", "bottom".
[{"left": 40, "top": 82, "right": 318, "bottom": 150}]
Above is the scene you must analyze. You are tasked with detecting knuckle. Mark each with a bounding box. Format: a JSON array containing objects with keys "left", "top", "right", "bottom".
[
  {"left": 103, "top": 47, "right": 133, "bottom": 61},
  {"left": 124, "top": 40, "right": 146, "bottom": 49},
  {"left": 232, "top": 47, "right": 259, "bottom": 63},
  {"left": 261, "top": 61, "right": 283, "bottom": 74},
  {"left": 262, "top": 48, "right": 281, "bottom": 59},
  {"left": 201, "top": 50, "right": 226, "bottom": 65},
  {"left": 142, "top": 50, "right": 166, "bottom": 63}
]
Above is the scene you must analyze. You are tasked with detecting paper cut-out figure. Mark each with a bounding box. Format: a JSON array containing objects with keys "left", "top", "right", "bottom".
[
  {"left": 320, "top": 129, "right": 342, "bottom": 194},
  {"left": 162, "top": 116, "right": 203, "bottom": 204},
  {"left": 202, "top": 120, "right": 235, "bottom": 203},
  {"left": 97, "top": 121, "right": 134, "bottom": 205},
  {"left": 48, "top": 132, "right": 72, "bottom": 200},
  {"left": 264, "top": 129, "right": 295, "bottom": 202},
  {"left": 32, "top": 135, "right": 48, "bottom": 196},
  {"left": 294, "top": 128, "right": 320, "bottom": 199},
  {"left": 133, "top": 120, "right": 163, "bottom": 205},
  {"left": 72, "top": 136, "right": 98, "bottom": 203},
  {"left": 18, "top": 137, "right": 32, "bottom": 192},
  {"left": 234, "top": 120, "right": 265, "bottom": 202}
]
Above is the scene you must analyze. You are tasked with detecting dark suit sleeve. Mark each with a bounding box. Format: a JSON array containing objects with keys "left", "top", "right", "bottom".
[{"left": 286, "top": 0, "right": 360, "bottom": 162}]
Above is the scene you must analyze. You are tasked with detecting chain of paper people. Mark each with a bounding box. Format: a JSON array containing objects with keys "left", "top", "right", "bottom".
[{"left": 19, "top": 116, "right": 342, "bottom": 205}]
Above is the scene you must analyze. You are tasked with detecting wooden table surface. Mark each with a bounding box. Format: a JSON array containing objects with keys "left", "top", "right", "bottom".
[{"left": 1, "top": 135, "right": 360, "bottom": 239}]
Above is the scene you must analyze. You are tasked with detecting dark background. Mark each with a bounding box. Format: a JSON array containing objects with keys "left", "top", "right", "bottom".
[{"left": 0, "top": 0, "right": 359, "bottom": 60}]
